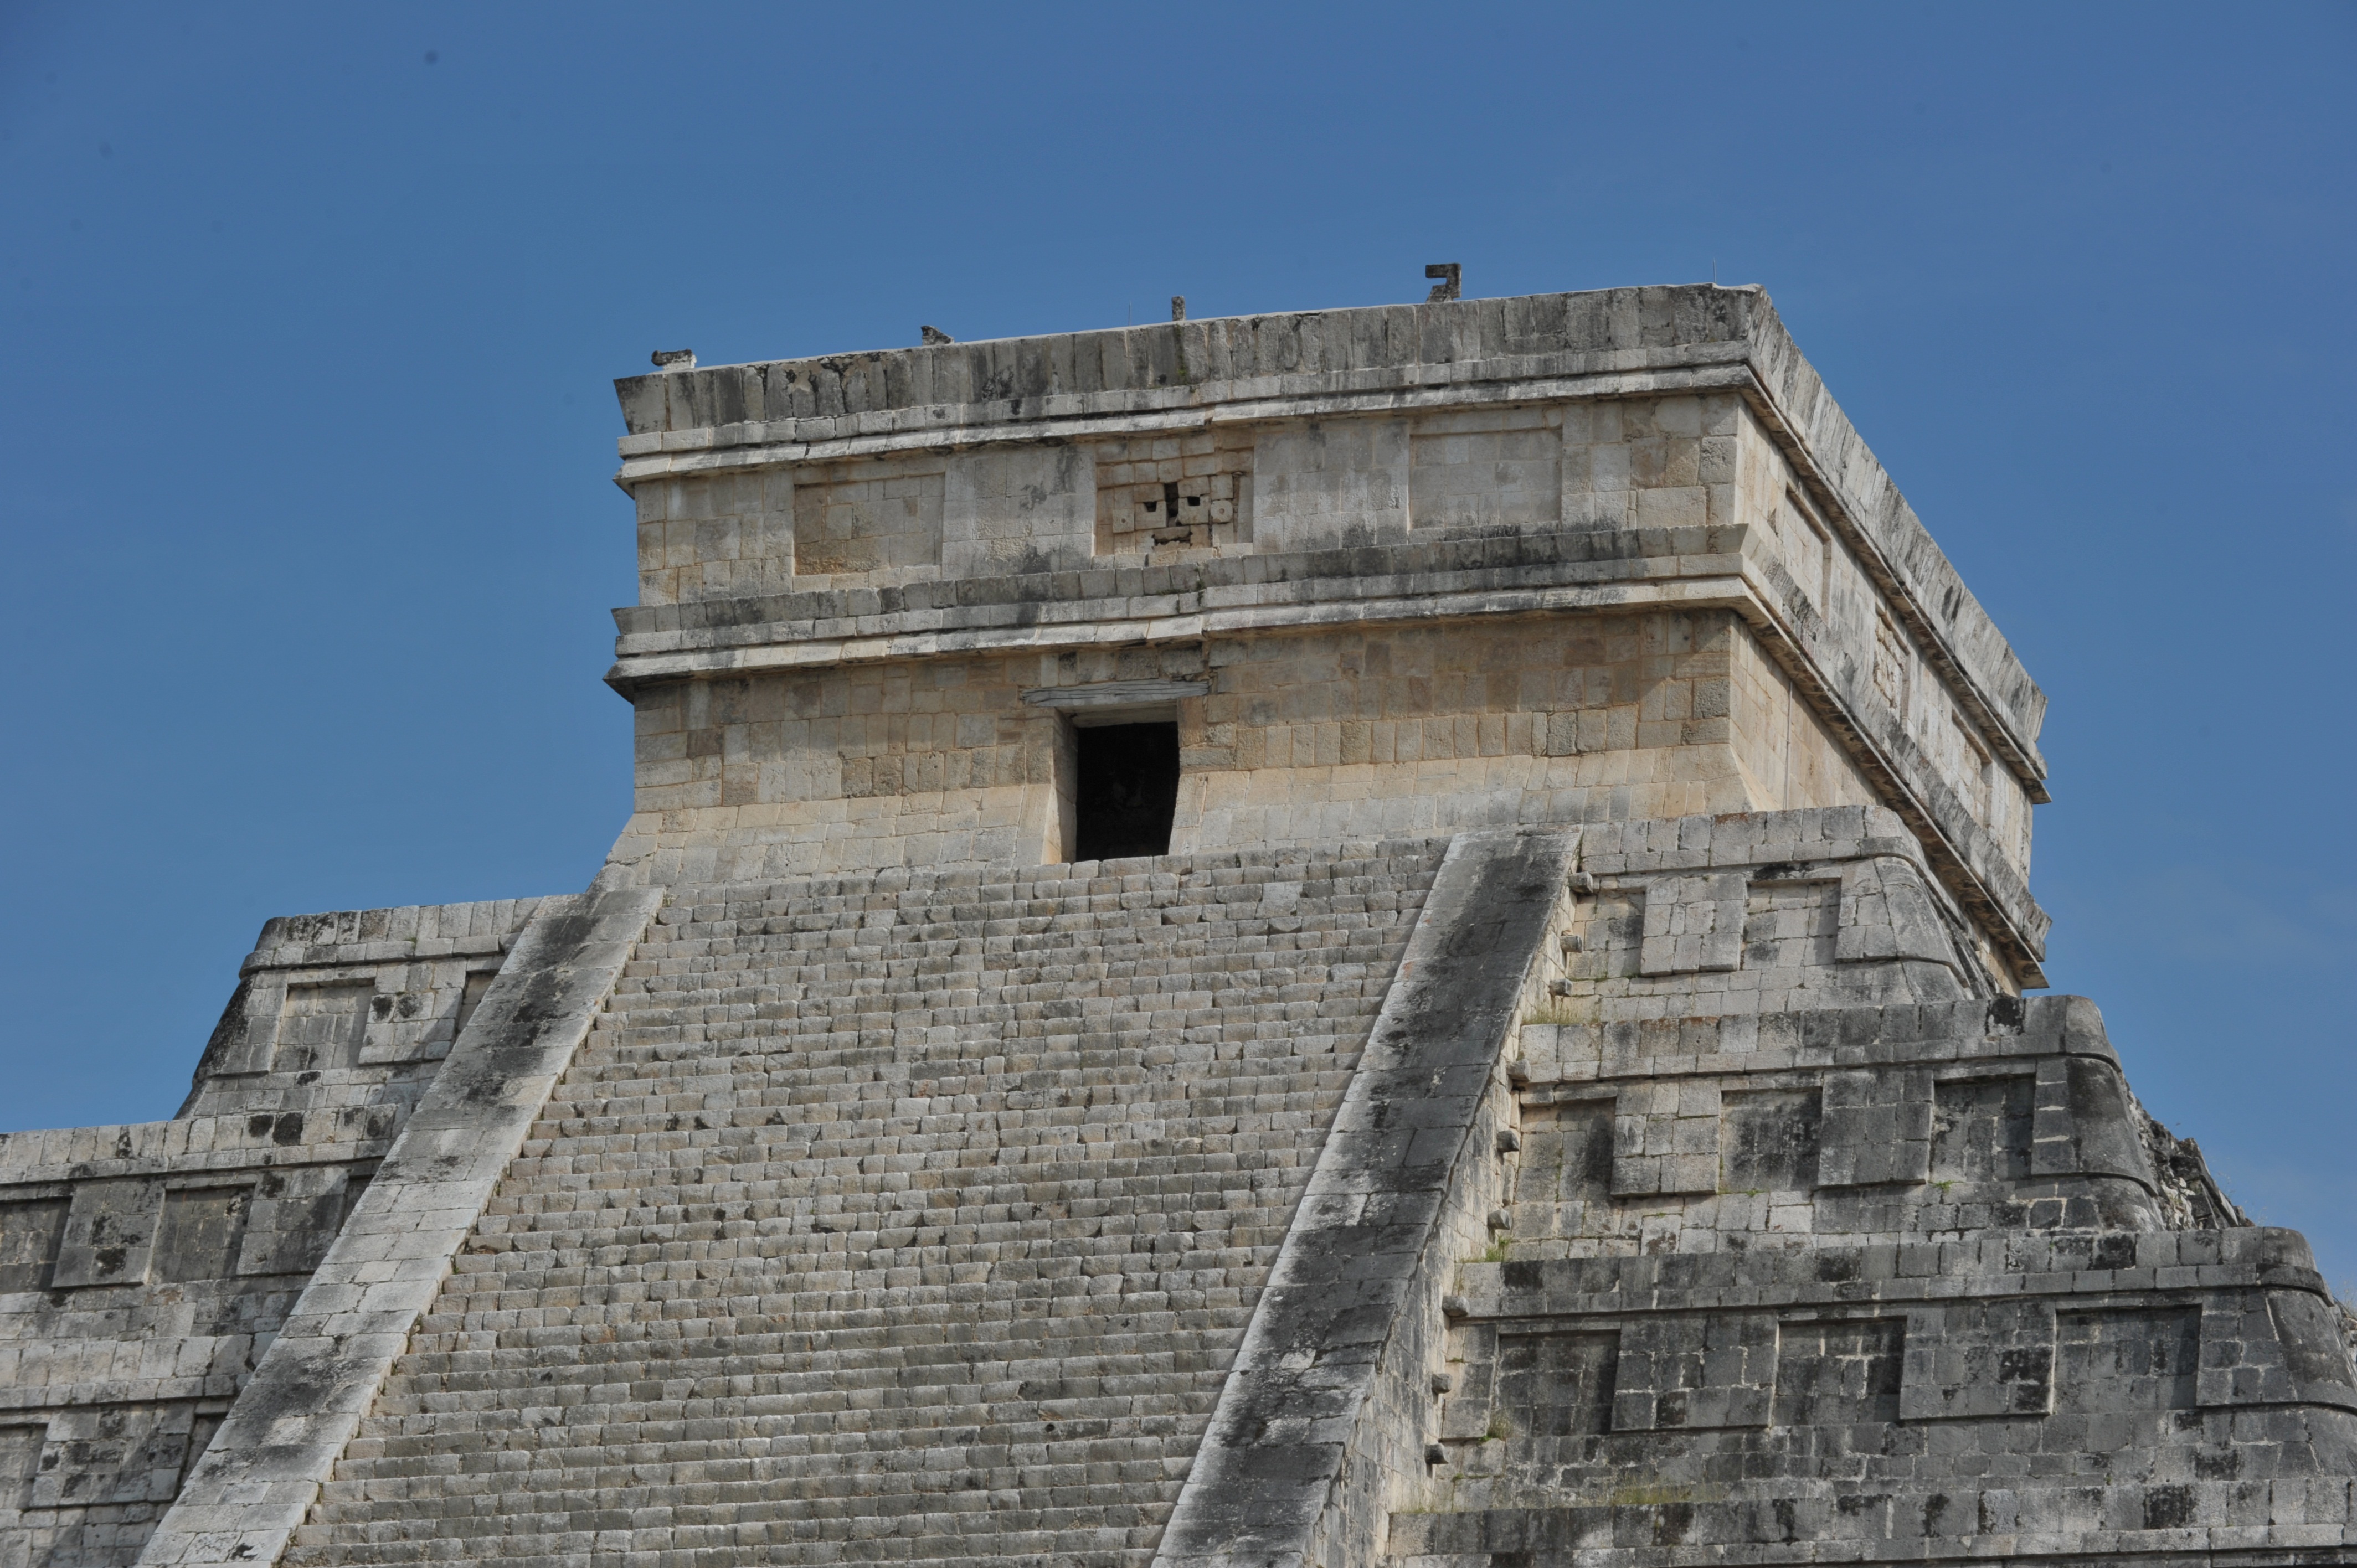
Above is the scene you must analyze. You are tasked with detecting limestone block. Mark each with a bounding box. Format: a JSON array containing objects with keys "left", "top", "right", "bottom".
[
  {"left": 265, "top": 982, "right": 370, "bottom": 1074},
  {"left": 2053, "top": 1306, "right": 2201, "bottom": 1414},
  {"left": 941, "top": 442, "right": 1092, "bottom": 575},
  {"left": 1439, "top": 1323, "right": 1499, "bottom": 1442},
  {"left": 1491, "top": 1328, "right": 1615, "bottom": 1439},
  {"left": 1407, "top": 406, "right": 1562, "bottom": 532},
  {"left": 2190, "top": 1290, "right": 2357, "bottom": 1412},
  {"left": 1899, "top": 1300, "right": 2056, "bottom": 1420},
  {"left": 1090, "top": 426, "right": 1253, "bottom": 554},
  {"left": 1835, "top": 855, "right": 1955, "bottom": 969},
  {"left": 0, "top": 1194, "right": 68, "bottom": 1292},
  {"left": 1929, "top": 1072, "right": 2035, "bottom": 1182},
  {"left": 1816, "top": 1067, "right": 1933, "bottom": 1187},
  {"left": 1610, "top": 1082, "right": 1720, "bottom": 1196},
  {"left": 151, "top": 1185, "right": 251, "bottom": 1285},
  {"left": 231, "top": 1167, "right": 367, "bottom": 1278},
  {"left": 1718, "top": 1086, "right": 1822, "bottom": 1190},
  {"left": 26, "top": 1405, "right": 197, "bottom": 1509},
  {"left": 792, "top": 455, "right": 943, "bottom": 576},
  {"left": 2031, "top": 1055, "right": 2162, "bottom": 1189},
  {"left": 207, "top": 977, "right": 284, "bottom": 1078},
  {"left": 50, "top": 1179, "right": 161, "bottom": 1290},
  {"left": 1638, "top": 872, "right": 1746, "bottom": 975},
  {"left": 635, "top": 468, "right": 796, "bottom": 604},
  {"left": 1560, "top": 392, "right": 1740, "bottom": 532},
  {"left": 2266, "top": 1290, "right": 2357, "bottom": 1406},
  {"left": 1770, "top": 1316, "right": 1908, "bottom": 1425},
  {"left": 1249, "top": 416, "right": 1409, "bottom": 551},
  {"left": 1611, "top": 1312, "right": 1777, "bottom": 1431}
]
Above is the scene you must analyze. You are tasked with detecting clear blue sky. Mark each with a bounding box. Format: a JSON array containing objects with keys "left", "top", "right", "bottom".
[{"left": 4, "top": 4, "right": 2351, "bottom": 1272}]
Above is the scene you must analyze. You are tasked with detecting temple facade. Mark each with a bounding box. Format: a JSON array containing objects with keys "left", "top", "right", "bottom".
[{"left": 3, "top": 285, "right": 2349, "bottom": 1568}]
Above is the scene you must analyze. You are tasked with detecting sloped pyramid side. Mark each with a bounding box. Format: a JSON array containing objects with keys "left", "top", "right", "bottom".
[{"left": 280, "top": 843, "right": 1447, "bottom": 1568}]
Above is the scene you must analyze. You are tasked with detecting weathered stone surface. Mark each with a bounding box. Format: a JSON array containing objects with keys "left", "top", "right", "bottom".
[
  {"left": 1154, "top": 828, "right": 1578, "bottom": 1568},
  {"left": 282, "top": 845, "right": 1444, "bottom": 1568},
  {"left": 136, "top": 888, "right": 661, "bottom": 1568},
  {"left": 0, "top": 899, "right": 545, "bottom": 1568},
  {"left": 1, "top": 283, "right": 2343, "bottom": 1568}
]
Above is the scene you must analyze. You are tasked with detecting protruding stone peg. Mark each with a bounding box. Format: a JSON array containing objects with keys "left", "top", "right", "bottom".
[
  {"left": 1424, "top": 262, "right": 1461, "bottom": 302},
  {"left": 1430, "top": 1371, "right": 1454, "bottom": 1395},
  {"left": 1568, "top": 871, "right": 1597, "bottom": 894},
  {"left": 920, "top": 325, "right": 954, "bottom": 345},
  {"left": 1441, "top": 1294, "right": 1470, "bottom": 1319},
  {"left": 1506, "top": 1060, "right": 1531, "bottom": 1086},
  {"left": 651, "top": 349, "right": 696, "bottom": 371},
  {"left": 1495, "top": 1129, "right": 1521, "bottom": 1154},
  {"left": 1560, "top": 932, "right": 1584, "bottom": 953},
  {"left": 1486, "top": 1208, "right": 1511, "bottom": 1232},
  {"left": 1425, "top": 1442, "right": 1448, "bottom": 1466}
]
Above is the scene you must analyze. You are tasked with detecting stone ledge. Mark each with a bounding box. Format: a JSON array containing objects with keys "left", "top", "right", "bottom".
[
  {"left": 1448, "top": 1226, "right": 2322, "bottom": 1317},
  {"left": 0, "top": 1111, "right": 399, "bottom": 1183},
  {"left": 611, "top": 359, "right": 1761, "bottom": 481}
]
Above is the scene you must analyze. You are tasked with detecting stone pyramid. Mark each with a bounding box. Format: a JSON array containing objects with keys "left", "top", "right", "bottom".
[{"left": 3, "top": 286, "right": 2349, "bottom": 1568}]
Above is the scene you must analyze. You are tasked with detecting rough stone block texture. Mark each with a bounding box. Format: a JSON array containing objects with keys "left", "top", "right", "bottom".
[
  {"left": 1381, "top": 988, "right": 2357, "bottom": 1566},
  {"left": 602, "top": 289, "right": 2055, "bottom": 984},
  {"left": 137, "top": 888, "right": 662, "bottom": 1568},
  {"left": 1815, "top": 1067, "right": 1932, "bottom": 1188},
  {"left": 274, "top": 844, "right": 1447, "bottom": 1568},
  {"left": 0, "top": 899, "right": 546, "bottom": 1568},
  {"left": 1151, "top": 828, "right": 1577, "bottom": 1568},
  {"left": 1637, "top": 873, "right": 1746, "bottom": 975},
  {"left": 183, "top": 897, "right": 543, "bottom": 1122},
  {"left": 7, "top": 288, "right": 2350, "bottom": 1568},
  {"left": 1092, "top": 426, "right": 1253, "bottom": 554},
  {"left": 608, "top": 288, "right": 2045, "bottom": 803}
]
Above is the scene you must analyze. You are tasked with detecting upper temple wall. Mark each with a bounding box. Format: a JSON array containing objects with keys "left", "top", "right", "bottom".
[
  {"left": 611, "top": 286, "right": 2047, "bottom": 780},
  {"left": 604, "top": 286, "right": 2051, "bottom": 979}
]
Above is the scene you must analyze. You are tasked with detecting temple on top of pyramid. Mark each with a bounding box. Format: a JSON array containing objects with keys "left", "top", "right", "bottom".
[{"left": 3, "top": 284, "right": 2349, "bottom": 1568}]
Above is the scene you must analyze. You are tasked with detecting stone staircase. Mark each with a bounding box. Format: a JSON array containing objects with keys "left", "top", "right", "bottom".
[{"left": 281, "top": 843, "right": 1445, "bottom": 1568}]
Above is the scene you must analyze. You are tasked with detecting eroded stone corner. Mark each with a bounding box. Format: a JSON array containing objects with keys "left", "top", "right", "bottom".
[{"left": 132, "top": 884, "right": 665, "bottom": 1568}]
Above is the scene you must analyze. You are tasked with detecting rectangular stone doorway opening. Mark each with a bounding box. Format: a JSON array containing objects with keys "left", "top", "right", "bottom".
[{"left": 1073, "top": 721, "right": 1180, "bottom": 860}]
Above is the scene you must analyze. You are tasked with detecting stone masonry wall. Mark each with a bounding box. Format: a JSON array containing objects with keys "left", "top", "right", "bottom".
[
  {"left": 1115, "top": 814, "right": 2355, "bottom": 1565},
  {"left": 610, "top": 287, "right": 2049, "bottom": 790},
  {"left": 633, "top": 392, "right": 1741, "bottom": 578},
  {"left": 282, "top": 844, "right": 1444, "bottom": 1568},
  {"left": 1725, "top": 621, "right": 1880, "bottom": 818},
  {"left": 0, "top": 900, "right": 538, "bottom": 1568},
  {"left": 1735, "top": 410, "right": 2032, "bottom": 878},
  {"left": 602, "top": 288, "right": 2058, "bottom": 980},
  {"left": 1177, "top": 612, "right": 1756, "bottom": 850},
  {"left": 614, "top": 643, "right": 1211, "bottom": 885},
  {"left": 608, "top": 415, "right": 2046, "bottom": 971},
  {"left": 610, "top": 610, "right": 1893, "bottom": 886}
]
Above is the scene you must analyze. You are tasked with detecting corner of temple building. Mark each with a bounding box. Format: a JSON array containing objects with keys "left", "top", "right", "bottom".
[{"left": 2, "top": 285, "right": 2344, "bottom": 1568}]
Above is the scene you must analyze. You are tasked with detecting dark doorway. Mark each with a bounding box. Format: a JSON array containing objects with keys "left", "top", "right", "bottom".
[{"left": 1073, "top": 722, "right": 1180, "bottom": 860}]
